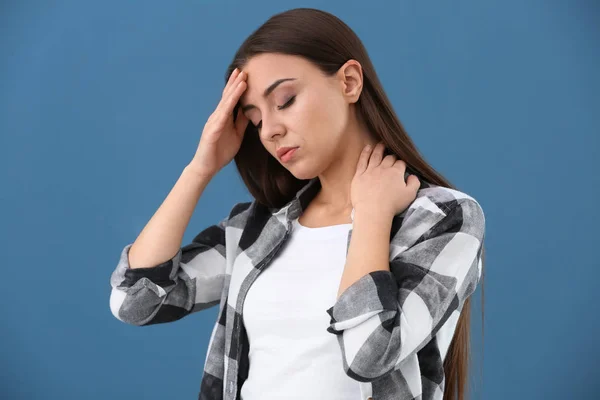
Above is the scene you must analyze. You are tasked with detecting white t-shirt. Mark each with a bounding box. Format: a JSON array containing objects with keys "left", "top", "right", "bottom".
[{"left": 240, "top": 217, "right": 361, "bottom": 400}]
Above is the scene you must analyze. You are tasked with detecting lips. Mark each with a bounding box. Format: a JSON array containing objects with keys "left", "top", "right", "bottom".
[{"left": 276, "top": 146, "right": 299, "bottom": 159}]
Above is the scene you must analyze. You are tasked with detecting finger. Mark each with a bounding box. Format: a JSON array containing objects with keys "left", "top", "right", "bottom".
[
  {"left": 220, "top": 79, "right": 247, "bottom": 117},
  {"left": 223, "top": 68, "right": 241, "bottom": 96},
  {"left": 222, "top": 70, "right": 245, "bottom": 101},
  {"left": 392, "top": 159, "right": 407, "bottom": 174},
  {"left": 222, "top": 68, "right": 239, "bottom": 99},
  {"left": 355, "top": 144, "right": 372, "bottom": 175},
  {"left": 367, "top": 141, "right": 385, "bottom": 169},
  {"left": 406, "top": 174, "right": 421, "bottom": 193},
  {"left": 235, "top": 107, "right": 250, "bottom": 137},
  {"left": 381, "top": 154, "right": 396, "bottom": 168}
]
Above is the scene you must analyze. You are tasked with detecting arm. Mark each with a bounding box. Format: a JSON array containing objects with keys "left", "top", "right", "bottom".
[
  {"left": 336, "top": 209, "right": 393, "bottom": 299},
  {"left": 127, "top": 165, "right": 213, "bottom": 269},
  {"left": 109, "top": 166, "right": 245, "bottom": 326},
  {"left": 109, "top": 216, "right": 229, "bottom": 326},
  {"left": 326, "top": 196, "right": 485, "bottom": 381}
]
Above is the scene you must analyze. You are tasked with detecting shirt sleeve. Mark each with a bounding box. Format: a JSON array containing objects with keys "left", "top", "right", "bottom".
[
  {"left": 109, "top": 215, "right": 229, "bottom": 326},
  {"left": 325, "top": 197, "right": 485, "bottom": 381}
]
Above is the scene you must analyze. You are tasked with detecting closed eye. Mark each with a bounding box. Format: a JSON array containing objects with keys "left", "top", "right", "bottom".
[
  {"left": 255, "top": 95, "right": 296, "bottom": 130},
  {"left": 277, "top": 95, "right": 296, "bottom": 110}
]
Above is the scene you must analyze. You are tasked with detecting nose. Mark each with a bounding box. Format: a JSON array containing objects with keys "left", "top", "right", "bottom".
[{"left": 259, "top": 114, "right": 285, "bottom": 142}]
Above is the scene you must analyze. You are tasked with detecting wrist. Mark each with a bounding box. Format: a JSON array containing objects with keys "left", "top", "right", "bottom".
[
  {"left": 183, "top": 165, "right": 216, "bottom": 188},
  {"left": 353, "top": 206, "right": 394, "bottom": 227},
  {"left": 184, "top": 163, "right": 216, "bottom": 180},
  {"left": 353, "top": 204, "right": 395, "bottom": 222}
]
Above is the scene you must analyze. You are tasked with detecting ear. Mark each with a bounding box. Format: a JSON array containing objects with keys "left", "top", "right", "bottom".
[{"left": 336, "top": 59, "right": 363, "bottom": 104}]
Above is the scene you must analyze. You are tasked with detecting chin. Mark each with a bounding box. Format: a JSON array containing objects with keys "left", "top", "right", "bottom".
[{"left": 286, "top": 165, "right": 319, "bottom": 181}]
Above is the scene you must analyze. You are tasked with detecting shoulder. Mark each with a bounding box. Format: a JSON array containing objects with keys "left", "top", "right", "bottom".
[
  {"left": 411, "top": 184, "right": 484, "bottom": 216},
  {"left": 228, "top": 201, "right": 254, "bottom": 219},
  {"left": 223, "top": 199, "right": 275, "bottom": 230},
  {"left": 222, "top": 201, "right": 254, "bottom": 227},
  {"left": 397, "top": 184, "right": 485, "bottom": 240}
]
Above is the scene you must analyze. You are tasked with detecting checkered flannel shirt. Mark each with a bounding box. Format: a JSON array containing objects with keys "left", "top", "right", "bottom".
[{"left": 110, "top": 174, "right": 485, "bottom": 400}]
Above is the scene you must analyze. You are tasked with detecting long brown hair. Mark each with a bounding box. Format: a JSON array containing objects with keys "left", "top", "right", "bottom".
[{"left": 226, "top": 8, "right": 485, "bottom": 399}]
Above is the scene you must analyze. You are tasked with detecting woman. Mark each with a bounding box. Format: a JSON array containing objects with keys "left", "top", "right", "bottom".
[{"left": 109, "top": 8, "right": 486, "bottom": 400}]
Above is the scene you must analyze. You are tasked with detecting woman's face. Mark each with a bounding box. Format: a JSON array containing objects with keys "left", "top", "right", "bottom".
[{"left": 239, "top": 53, "right": 359, "bottom": 180}]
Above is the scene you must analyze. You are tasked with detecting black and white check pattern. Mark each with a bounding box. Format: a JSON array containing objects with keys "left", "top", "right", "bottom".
[{"left": 110, "top": 174, "right": 485, "bottom": 400}]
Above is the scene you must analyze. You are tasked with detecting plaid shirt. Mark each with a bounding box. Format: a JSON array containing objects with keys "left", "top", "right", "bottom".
[{"left": 110, "top": 174, "right": 485, "bottom": 400}]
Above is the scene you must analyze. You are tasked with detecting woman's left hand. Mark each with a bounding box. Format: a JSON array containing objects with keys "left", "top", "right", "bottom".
[{"left": 351, "top": 142, "right": 421, "bottom": 218}]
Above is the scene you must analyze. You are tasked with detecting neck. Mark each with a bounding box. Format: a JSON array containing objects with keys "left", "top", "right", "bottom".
[{"left": 315, "top": 119, "right": 377, "bottom": 212}]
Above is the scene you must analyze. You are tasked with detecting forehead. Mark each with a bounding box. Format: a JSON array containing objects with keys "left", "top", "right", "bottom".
[
  {"left": 239, "top": 54, "right": 323, "bottom": 104},
  {"left": 243, "top": 53, "right": 317, "bottom": 80}
]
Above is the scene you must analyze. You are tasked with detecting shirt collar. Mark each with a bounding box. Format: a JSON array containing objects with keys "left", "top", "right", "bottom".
[{"left": 271, "top": 177, "right": 323, "bottom": 223}]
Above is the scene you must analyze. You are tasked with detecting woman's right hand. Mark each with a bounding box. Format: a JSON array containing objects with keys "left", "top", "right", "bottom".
[{"left": 189, "top": 68, "right": 250, "bottom": 178}]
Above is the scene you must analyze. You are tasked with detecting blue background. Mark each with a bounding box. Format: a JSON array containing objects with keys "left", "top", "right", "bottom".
[{"left": 1, "top": 1, "right": 598, "bottom": 399}]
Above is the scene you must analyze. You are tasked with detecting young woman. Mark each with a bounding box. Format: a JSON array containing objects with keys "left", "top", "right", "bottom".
[{"left": 109, "top": 8, "right": 486, "bottom": 400}]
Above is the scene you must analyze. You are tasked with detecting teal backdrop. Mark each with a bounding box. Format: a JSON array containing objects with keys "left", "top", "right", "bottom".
[{"left": 1, "top": 0, "right": 598, "bottom": 399}]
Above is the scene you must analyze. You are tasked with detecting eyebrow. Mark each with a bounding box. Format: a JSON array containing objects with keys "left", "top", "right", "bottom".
[{"left": 241, "top": 78, "right": 296, "bottom": 112}]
